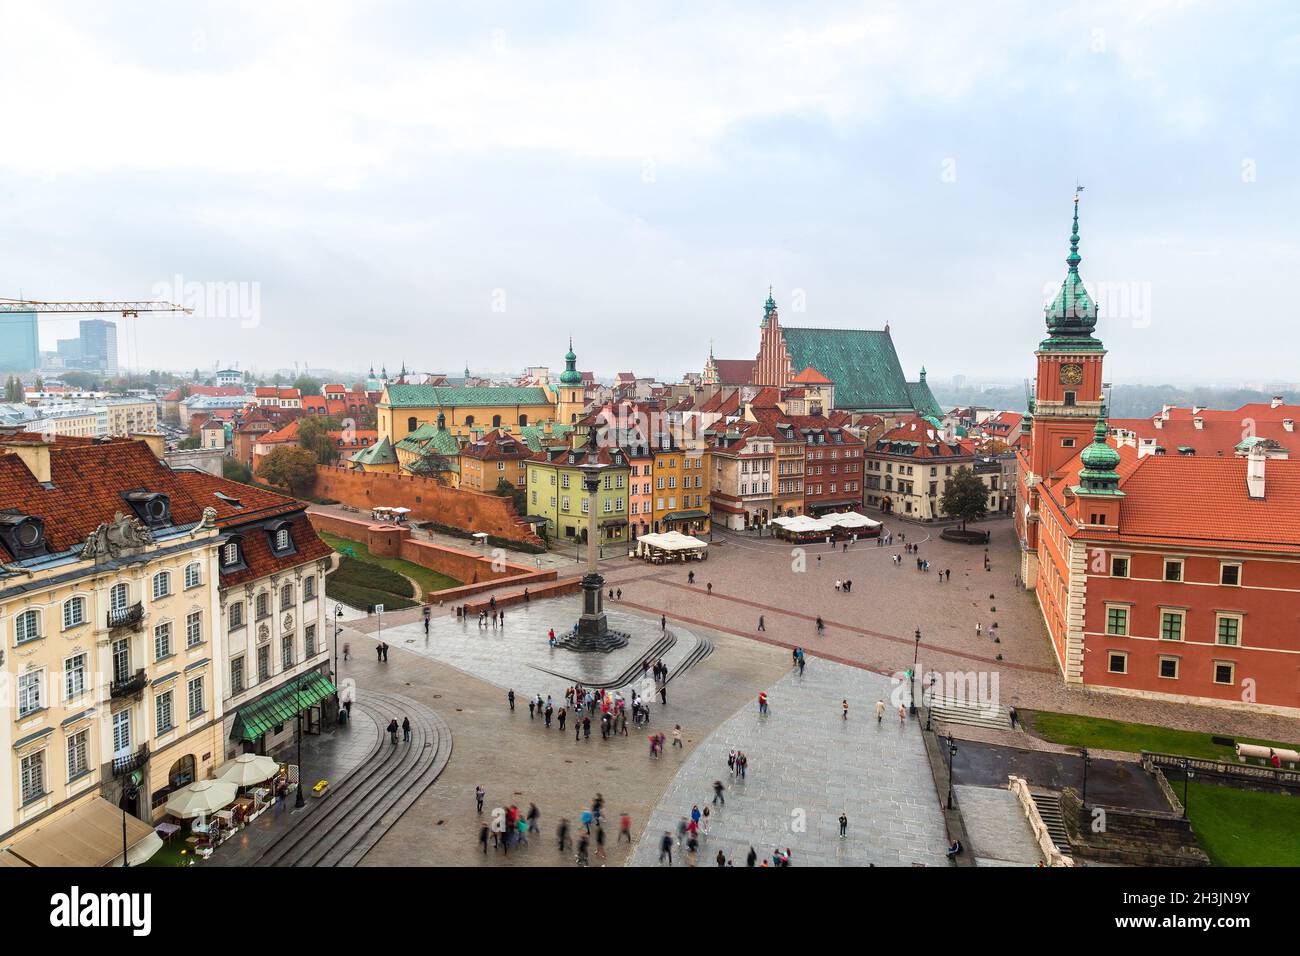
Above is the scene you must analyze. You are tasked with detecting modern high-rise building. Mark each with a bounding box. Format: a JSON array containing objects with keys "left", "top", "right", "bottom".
[
  {"left": 0, "top": 312, "right": 39, "bottom": 372},
  {"left": 78, "top": 318, "right": 119, "bottom": 375}
]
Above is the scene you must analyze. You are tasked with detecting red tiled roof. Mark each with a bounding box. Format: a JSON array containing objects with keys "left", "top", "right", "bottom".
[
  {"left": 713, "top": 359, "right": 754, "bottom": 386},
  {"left": 1110, "top": 403, "right": 1298, "bottom": 457},
  {"left": 790, "top": 366, "right": 832, "bottom": 384},
  {"left": 0, "top": 439, "right": 208, "bottom": 556},
  {"left": 164, "top": 385, "right": 246, "bottom": 401},
  {"left": 461, "top": 429, "right": 532, "bottom": 461},
  {"left": 873, "top": 416, "right": 964, "bottom": 459}
]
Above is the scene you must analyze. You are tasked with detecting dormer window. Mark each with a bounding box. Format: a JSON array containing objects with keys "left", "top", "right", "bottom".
[
  {"left": 123, "top": 491, "right": 172, "bottom": 527},
  {"left": 265, "top": 521, "right": 295, "bottom": 556},
  {"left": 0, "top": 511, "right": 49, "bottom": 560},
  {"left": 220, "top": 537, "right": 246, "bottom": 572}
]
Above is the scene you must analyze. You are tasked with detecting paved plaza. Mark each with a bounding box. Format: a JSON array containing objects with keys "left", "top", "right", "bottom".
[
  {"left": 320, "top": 513, "right": 1300, "bottom": 867},
  {"left": 629, "top": 660, "right": 951, "bottom": 867}
]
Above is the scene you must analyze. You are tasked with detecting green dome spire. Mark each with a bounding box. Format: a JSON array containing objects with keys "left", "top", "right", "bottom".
[
  {"left": 559, "top": 337, "right": 583, "bottom": 385},
  {"left": 1077, "top": 409, "right": 1122, "bottom": 494},
  {"left": 1043, "top": 190, "right": 1100, "bottom": 349}
]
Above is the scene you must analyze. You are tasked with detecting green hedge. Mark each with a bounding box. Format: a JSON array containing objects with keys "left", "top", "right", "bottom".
[
  {"left": 329, "top": 555, "right": 415, "bottom": 598},
  {"left": 325, "top": 579, "right": 418, "bottom": 612}
]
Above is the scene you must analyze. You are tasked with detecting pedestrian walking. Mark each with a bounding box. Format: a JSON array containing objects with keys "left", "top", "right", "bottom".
[
  {"left": 758, "top": 615, "right": 765, "bottom": 631},
  {"left": 475, "top": 785, "right": 484, "bottom": 813},
  {"left": 876, "top": 699, "right": 885, "bottom": 724},
  {"left": 619, "top": 813, "right": 632, "bottom": 843},
  {"left": 508, "top": 688, "right": 515, "bottom": 712},
  {"left": 673, "top": 724, "right": 683, "bottom": 748},
  {"left": 479, "top": 822, "right": 489, "bottom": 854},
  {"left": 713, "top": 780, "right": 726, "bottom": 805},
  {"left": 898, "top": 704, "right": 906, "bottom": 725},
  {"left": 706, "top": 582, "right": 712, "bottom": 595},
  {"left": 387, "top": 718, "right": 399, "bottom": 745},
  {"left": 659, "top": 831, "right": 674, "bottom": 864},
  {"left": 401, "top": 716, "right": 411, "bottom": 742},
  {"left": 839, "top": 812, "right": 848, "bottom": 838},
  {"left": 842, "top": 699, "right": 849, "bottom": 720}
]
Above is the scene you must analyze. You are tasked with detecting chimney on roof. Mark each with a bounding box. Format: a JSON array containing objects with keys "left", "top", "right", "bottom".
[
  {"left": 1161, "top": 404, "right": 1172, "bottom": 420},
  {"left": 1192, "top": 405, "right": 1205, "bottom": 415},
  {"left": 1193, "top": 417, "right": 1204, "bottom": 430},
  {"left": 1247, "top": 445, "right": 1266, "bottom": 499},
  {"left": 132, "top": 432, "right": 166, "bottom": 461},
  {"left": 1272, "top": 395, "right": 1284, "bottom": 408},
  {"left": 1152, "top": 417, "right": 1162, "bottom": 430},
  {"left": 9, "top": 441, "right": 52, "bottom": 483},
  {"left": 1284, "top": 419, "right": 1295, "bottom": 433}
]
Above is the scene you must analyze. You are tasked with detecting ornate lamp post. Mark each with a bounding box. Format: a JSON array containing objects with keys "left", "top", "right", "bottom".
[
  {"left": 575, "top": 460, "right": 609, "bottom": 639},
  {"left": 946, "top": 735, "right": 958, "bottom": 809},
  {"left": 294, "top": 670, "right": 306, "bottom": 809},
  {"left": 1080, "top": 747, "right": 1091, "bottom": 807},
  {"left": 332, "top": 603, "right": 343, "bottom": 682},
  {"left": 910, "top": 628, "right": 922, "bottom": 715}
]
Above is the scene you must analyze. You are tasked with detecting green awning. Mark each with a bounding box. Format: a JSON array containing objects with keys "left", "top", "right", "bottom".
[
  {"left": 229, "top": 672, "right": 336, "bottom": 742},
  {"left": 662, "top": 510, "right": 708, "bottom": 522}
]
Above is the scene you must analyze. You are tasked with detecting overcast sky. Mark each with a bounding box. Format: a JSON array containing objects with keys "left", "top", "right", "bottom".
[{"left": 1, "top": 0, "right": 1297, "bottom": 384}]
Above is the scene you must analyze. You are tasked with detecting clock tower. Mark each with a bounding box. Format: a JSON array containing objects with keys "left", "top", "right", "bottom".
[{"left": 1017, "top": 193, "right": 1107, "bottom": 585}]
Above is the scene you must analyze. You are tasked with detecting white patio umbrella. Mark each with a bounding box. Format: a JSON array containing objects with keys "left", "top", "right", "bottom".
[
  {"left": 165, "top": 779, "right": 238, "bottom": 819},
  {"left": 214, "top": 753, "right": 281, "bottom": 787}
]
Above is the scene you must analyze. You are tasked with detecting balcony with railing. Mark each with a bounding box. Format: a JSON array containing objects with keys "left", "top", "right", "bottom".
[
  {"left": 107, "top": 602, "right": 144, "bottom": 631},
  {"left": 111, "top": 743, "right": 149, "bottom": 778},
  {"left": 110, "top": 668, "right": 147, "bottom": 699}
]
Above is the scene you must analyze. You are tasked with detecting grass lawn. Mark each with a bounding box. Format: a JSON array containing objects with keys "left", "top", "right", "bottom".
[
  {"left": 318, "top": 530, "right": 461, "bottom": 598},
  {"left": 1023, "top": 710, "right": 1298, "bottom": 761},
  {"left": 1181, "top": 782, "right": 1300, "bottom": 866}
]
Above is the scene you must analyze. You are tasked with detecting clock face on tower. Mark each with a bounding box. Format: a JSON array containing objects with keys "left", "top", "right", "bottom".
[{"left": 1059, "top": 363, "right": 1084, "bottom": 386}]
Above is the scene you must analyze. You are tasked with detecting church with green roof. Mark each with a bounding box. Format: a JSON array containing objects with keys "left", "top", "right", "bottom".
[{"left": 745, "top": 290, "right": 941, "bottom": 417}]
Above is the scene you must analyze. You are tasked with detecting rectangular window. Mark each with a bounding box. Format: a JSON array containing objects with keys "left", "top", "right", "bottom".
[
  {"left": 154, "top": 622, "right": 172, "bottom": 660},
  {"left": 257, "top": 644, "right": 270, "bottom": 683},
  {"left": 304, "top": 576, "right": 316, "bottom": 601},
  {"left": 1111, "top": 556, "right": 1129, "bottom": 578},
  {"left": 65, "top": 653, "right": 87, "bottom": 700},
  {"left": 231, "top": 657, "right": 245, "bottom": 694},
  {"left": 222, "top": 542, "right": 239, "bottom": 566},
  {"left": 63, "top": 598, "right": 85, "bottom": 629},
  {"left": 305, "top": 624, "right": 317, "bottom": 658},
  {"left": 1158, "top": 657, "right": 1179, "bottom": 680},
  {"left": 1213, "top": 662, "right": 1235, "bottom": 686},
  {"left": 229, "top": 602, "right": 244, "bottom": 629},
  {"left": 67, "top": 729, "right": 89, "bottom": 780},
  {"left": 155, "top": 689, "right": 174, "bottom": 733},
  {"left": 20, "top": 751, "right": 44, "bottom": 805},
  {"left": 1105, "top": 607, "right": 1128, "bottom": 636},
  {"left": 282, "top": 635, "right": 295, "bottom": 669},
  {"left": 1160, "top": 611, "right": 1184, "bottom": 642},
  {"left": 186, "top": 611, "right": 203, "bottom": 647},
  {"left": 18, "top": 670, "right": 43, "bottom": 717},
  {"left": 1216, "top": 615, "right": 1241, "bottom": 646},
  {"left": 185, "top": 563, "right": 201, "bottom": 589},
  {"left": 112, "top": 710, "right": 131, "bottom": 755},
  {"left": 1107, "top": 652, "right": 1127, "bottom": 675},
  {"left": 1220, "top": 563, "right": 1241, "bottom": 586},
  {"left": 153, "top": 572, "right": 170, "bottom": 600},
  {"left": 187, "top": 677, "right": 204, "bottom": 719},
  {"left": 1164, "top": 559, "right": 1183, "bottom": 582}
]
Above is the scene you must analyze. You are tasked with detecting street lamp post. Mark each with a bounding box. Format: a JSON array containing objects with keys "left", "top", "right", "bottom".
[
  {"left": 925, "top": 674, "right": 936, "bottom": 732},
  {"left": 1182, "top": 758, "right": 1193, "bottom": 819},
  {"left": 294, "top": 670, "right": 306, "bottom": 809},
  {"left": 910, "top": 628, "right": 922, "bottom": 716},
  {"left": 946, "top": 735, "right": 958, "bottom": 810},
  {"left": 1080, "top": 747, "right": 1091, "bottom": 807},
  {"left": 332, "top": 603, "right": 343, "bottom": 682}
]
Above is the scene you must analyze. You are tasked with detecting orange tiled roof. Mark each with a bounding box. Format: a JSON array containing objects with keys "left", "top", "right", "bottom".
[{"left": 790, "top": 366, "right": 832, "bottom": 384}]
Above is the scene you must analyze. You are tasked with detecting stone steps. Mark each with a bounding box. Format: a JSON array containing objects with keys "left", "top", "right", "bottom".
[
  {"left": 1030, "top": 791, "right": 1071, "bottom": 855},
  {"left": 928, "top": 696, "right": 1011, "bottom": 731},
  {"left": 254, "top": 690, "right": 450, "bottom": 867}
]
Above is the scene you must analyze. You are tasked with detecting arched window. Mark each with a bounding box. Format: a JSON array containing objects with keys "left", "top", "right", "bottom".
[
  {"left": 256, "top": 591, "right": 269, "bottom": 619},
  {"left": 407, "top": 416, "right": 418, "bottom": 432},
  {"left": 184, "top": 562, "right": 201, "bottom": 589},
  {"left": 492, "top": 414, "right": 502, "bottom": 428},
  {"left": 152, "top": 571, "right": 171, "bottom": 600},
  {"left": 570, "top": 413, "right": 577, "bottom": 423},
  {"left": 280, "top": 583, "right": 294, "bottom": 610},
  {"left": 464, "top": 415, "right": 474, "bottom": 427},
  {"left": 15, "top": 608, "right": 40, "bottom": 643},
  {"left": 62, "top": 596, "right": 86, "bottom": 629},
  {"left": 109, "top": 582, "right": 129, "bottom": 612},
  {"left": 518, "top": 414, "right": 528, "bottom": 427}
]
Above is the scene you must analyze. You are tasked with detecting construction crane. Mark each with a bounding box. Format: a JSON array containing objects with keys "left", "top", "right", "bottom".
[{"left": 0, "top": 298, "right": 191, "bottom": 317}]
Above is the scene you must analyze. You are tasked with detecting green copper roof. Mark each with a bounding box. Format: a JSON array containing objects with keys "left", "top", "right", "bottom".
[
  {"left": 518, "top": 421, "right": 575, "bottom": 452},
  {"left": 1043, "top": 194, "right": 1101, "bottom": 350},
  {"left": 781, "top": 326, "right": 925, "bottom": 412},
  {"left": 907, "top": 378, "right": 944, "bottom": 418},
  {"left": 229, "top": 672, "right": 337, "bottom": 742},
  {"left": 397, "top": 423, "right": 462, "bottom": 457},
  {"left": 349, "top": 436, "right": 397, "bottom": 465},
  {"left": 385, "top": 384, "right": 552, "bottom": 408}
]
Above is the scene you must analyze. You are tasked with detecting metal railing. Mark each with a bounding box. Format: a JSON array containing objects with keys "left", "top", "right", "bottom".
[
  {"left": 111, "top": 743, "right": 149, "bottom": 778},
  {"left": 107, "top": 602, "right": 144, "bottom": 630},
  {"left": 110, "top": 668, "right": 147, "bottom": 699}
]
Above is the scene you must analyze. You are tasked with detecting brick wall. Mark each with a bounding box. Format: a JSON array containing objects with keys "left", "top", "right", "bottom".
[
  {"left": 310, "top": 464, "right": 542, "bottom": 544},
  {"left": 307, "top": 511, "right": 557, "bottom": 601}
]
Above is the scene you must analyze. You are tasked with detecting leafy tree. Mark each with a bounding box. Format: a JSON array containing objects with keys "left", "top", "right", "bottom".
[
  {"left": 293, "top": 375, "right": 322, "bottom": 398},
  {"left": 221, "top": 457, "right": 253, "bottom": 484},
  {"left": 62, "top": 370, "right": 98, "bottom": 390},
  {"left": 408, "top": 449, "right": 453, "bottom": 483},
  {"left": 177, "top": 434, "right": 202, "bottom": 450},
  {"left": 256, "top": 446, "right": 319, "bottom": 495},
  {"left": 298, "top": 415, "right": 342, "bottom": 464},
  {"left": 32, "top": 376, "right": 43, "bottom": 391},
  {"left": 4, "top": 376, "right": 21, "bottom": 402},
  {"left": 495, "top": 477, "right": 528, "bottom": 516},
  {"left": 939, "top": 466, "right": 989, "bottom": 528}
]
